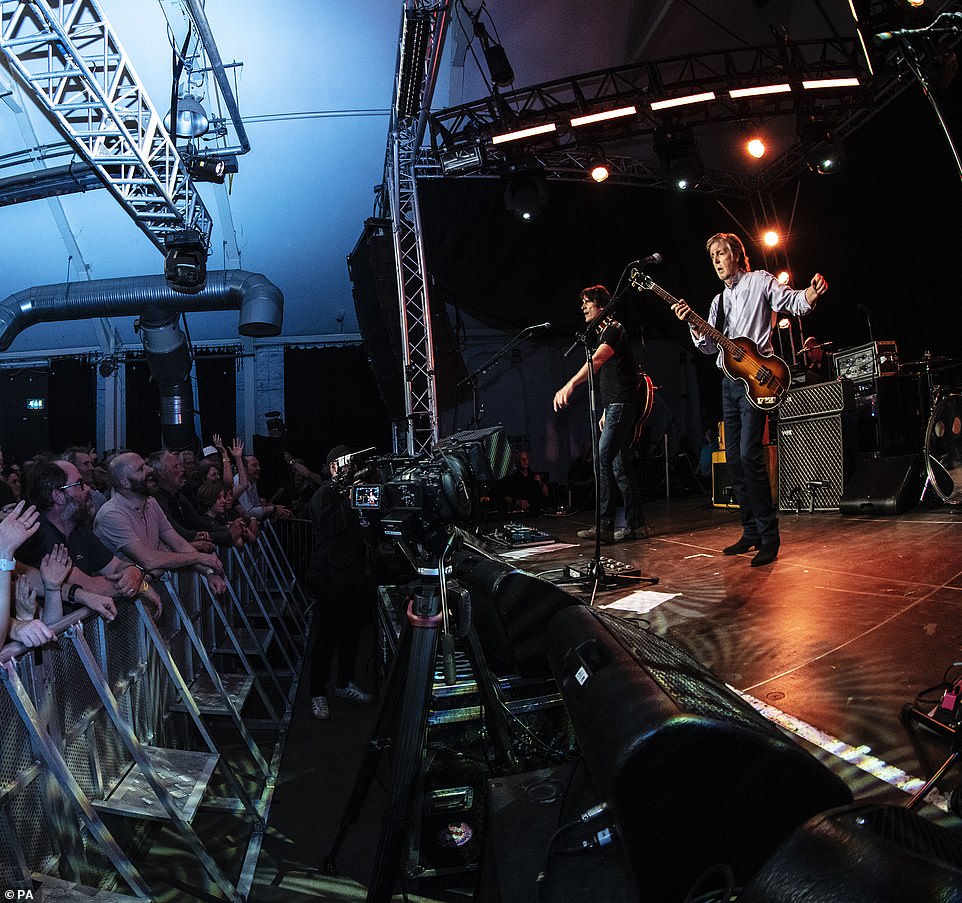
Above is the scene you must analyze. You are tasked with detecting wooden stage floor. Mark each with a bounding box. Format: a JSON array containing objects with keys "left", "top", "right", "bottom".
[{"left": 494, "top": 491, "right": 962, "bottom": 814}]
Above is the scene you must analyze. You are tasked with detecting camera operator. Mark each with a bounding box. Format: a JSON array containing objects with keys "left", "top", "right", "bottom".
[{"left": 307, "top": 444, "right": 376, "bottom": 721}]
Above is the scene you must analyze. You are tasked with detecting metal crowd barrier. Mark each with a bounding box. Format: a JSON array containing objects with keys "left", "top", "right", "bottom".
[{"left": 0, "top": 522, "right": 312, "bottom": 901}]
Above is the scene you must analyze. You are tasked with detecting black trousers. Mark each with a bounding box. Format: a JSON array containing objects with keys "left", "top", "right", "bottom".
[{"left": 308, "top": 575, "right": 375, "bottom": 696}]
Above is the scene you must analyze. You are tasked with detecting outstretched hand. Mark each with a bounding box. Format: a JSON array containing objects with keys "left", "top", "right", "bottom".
[
  {"left": 40, "top": 544, "right": 72, "bottom": 591},
  {"left": 0, "top": 501, "right": 40, "bottom": 558}
]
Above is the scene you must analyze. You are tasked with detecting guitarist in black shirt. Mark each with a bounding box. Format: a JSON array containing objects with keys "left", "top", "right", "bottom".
[{"left": 554, "top": 285, "right": 649, "bottom": 543}]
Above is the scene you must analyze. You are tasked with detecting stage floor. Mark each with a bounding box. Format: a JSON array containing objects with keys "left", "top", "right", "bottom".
[{"left": 484, "top": 492, "right": 962, "bottom": 815}]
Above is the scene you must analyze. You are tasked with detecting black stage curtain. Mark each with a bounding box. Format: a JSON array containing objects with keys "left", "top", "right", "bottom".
[
  {"left": 48, "top": 358, "right": 96, "bottom": 453},
  {"left": 0, "top": 366, "right": 51, "bottom": 464},
  {"left": 283, "top": 345, "right": 392, "bottom": 472}
]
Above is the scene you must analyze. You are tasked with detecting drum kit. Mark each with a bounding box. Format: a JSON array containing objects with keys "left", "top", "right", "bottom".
[{"left": 901, "top": 352, "right": 962, "bottom": 505}]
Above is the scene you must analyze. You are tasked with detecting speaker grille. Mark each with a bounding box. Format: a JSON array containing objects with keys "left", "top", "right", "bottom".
[
  {"left": 780, "top": 379, "right": 855, "bottom": 421},
  {"left": 778, "top": 415, "right": 854, "bottom": 510}
]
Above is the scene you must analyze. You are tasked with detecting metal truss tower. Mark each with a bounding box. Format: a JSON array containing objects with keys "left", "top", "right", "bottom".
[
  {"left": 0, "top": 0, "right": 213, "bottom": 251},
  {"left": 384, "top": 0, "right": 449, "bottom": 456}
]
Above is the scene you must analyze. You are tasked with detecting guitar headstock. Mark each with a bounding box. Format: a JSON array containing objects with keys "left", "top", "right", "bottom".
[{"left": 628, "top": 268, "right": 654, "bottom": 292}]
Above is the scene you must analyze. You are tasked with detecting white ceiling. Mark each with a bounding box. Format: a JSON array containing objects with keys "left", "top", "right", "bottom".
[{"left": 0, "top": 1, "right": 920, "bottom": 356}]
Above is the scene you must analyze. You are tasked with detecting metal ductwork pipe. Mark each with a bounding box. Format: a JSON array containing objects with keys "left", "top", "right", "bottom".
[{"left": 0, "top": 269, "right": 283, "bottom": 449}]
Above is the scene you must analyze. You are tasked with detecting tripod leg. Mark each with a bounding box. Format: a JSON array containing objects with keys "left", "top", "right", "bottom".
[
  {"left": 367, "top": 617, "right": 440, "bottom": 903},
  {"left": 462, "top": 625, "right": 518, "bottom": 771},
  {"left": 324, "top": 616, "right": 414, "bottom": 874}
]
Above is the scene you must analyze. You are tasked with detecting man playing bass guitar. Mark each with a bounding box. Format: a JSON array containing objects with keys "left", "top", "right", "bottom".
[{"left": 672, "top": 232, "right": 828, "bottom": 567}]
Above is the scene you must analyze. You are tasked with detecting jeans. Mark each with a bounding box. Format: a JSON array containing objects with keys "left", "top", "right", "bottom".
[
  {"left": 598, "top": 402, "right": 643, "bottom": 530},
  {"left": 722, "top": 377, "right": 778, "bottom": 543}
]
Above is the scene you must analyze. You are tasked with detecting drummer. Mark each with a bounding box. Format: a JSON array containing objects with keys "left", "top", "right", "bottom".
[{"left": 801, "top": 337, "right": 834, "bottom": 384}]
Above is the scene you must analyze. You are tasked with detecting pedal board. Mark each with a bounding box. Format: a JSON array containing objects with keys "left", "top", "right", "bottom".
[
  {"left": 564, "top": 557, "right": 641, "bottom": 581},
  {"left": 485, "top": 522, "right": 556, "bottom": 548}
]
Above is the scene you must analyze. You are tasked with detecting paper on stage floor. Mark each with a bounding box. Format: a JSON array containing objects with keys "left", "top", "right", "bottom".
[
  {"left": 500, "top": 542, "right": 578, "bottom": 559},
  {"left": 601, "top": 589, "right": 679, "bottom": 614}
]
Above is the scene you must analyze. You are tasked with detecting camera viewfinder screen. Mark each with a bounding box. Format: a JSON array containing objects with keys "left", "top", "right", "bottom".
[{"left": 352, "top": 485, "right": 381, "bottom": 509}]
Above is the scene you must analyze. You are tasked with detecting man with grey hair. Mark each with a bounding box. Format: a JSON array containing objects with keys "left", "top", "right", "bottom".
[{"left": 94, "top": 452, "right": 226, "bottom": 594}]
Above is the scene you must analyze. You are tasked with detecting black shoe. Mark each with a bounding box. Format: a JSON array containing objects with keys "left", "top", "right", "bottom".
[
  {"left": 751, "top": 543, "right": 780, "bottom": 567},
  {"left": 723, "top": 536, "right": 759, "bottom": 556}
]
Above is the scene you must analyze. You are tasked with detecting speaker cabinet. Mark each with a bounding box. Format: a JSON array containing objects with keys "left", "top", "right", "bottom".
[
  {"left": 543, "top": 606, "right": 853, "bottom": 903},
  {"left": 740, "top": 803, "right": 962, "bottom": 903},
  {"left": 839, "top": 454, "right": 922, "bottom": 515},
  {"left": 712, "top": 447, "right": 777, "bottom": 508},
  {"left": 778, "top": 414, "right": 856, "bottom": 511}
]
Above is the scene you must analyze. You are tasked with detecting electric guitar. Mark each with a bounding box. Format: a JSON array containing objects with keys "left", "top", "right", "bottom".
[{"left": 629, "top": 271, "right": 791, "bottom": 411}]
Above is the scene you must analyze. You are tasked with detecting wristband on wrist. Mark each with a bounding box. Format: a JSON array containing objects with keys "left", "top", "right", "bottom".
[
  {"left": 0, "top": 557, "right": 16, "bottom": 571},
  {"left": 67, "top": 584, "right": 82, "bottom": 603}
]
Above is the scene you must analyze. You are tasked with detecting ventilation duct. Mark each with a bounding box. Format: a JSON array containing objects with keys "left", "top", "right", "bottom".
[{"left": 0, "top": 270, "right": 283, "bottom": 449}]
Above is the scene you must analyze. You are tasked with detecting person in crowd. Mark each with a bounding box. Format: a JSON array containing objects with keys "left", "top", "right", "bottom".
[
  {"left": 148, "top": 449, "right": 229, "bottom": 550},
  {"left": 306, "top": 444, "right": 375, "bottom": 720},
  {"left": 800, "top": 336, "right": 834, "bottom": 384},
  {"left": 553, "top": 284, "right": 649, "bottom": 542},
  {"left": 673, "top": 232, "right": 828, "bottom": 567},
  {"left": 499, "top": 449, "right": 551, "bottom": 514},
  {"left": 0, "top": 500, "right": 57, "bottom": 649},
  {"left": 276, "top": 454, "right": 324, "bottom": 519},
  {"left": 64, "top": 446, "right": 108, "bottom": 516},
  {"left": 94, "top": 452, "right": 226, "bottom": 594},
  {"left": 195, "top": 480, "right": 252, "bottom": 547},
  {"left": 18, "top": 460, "right": 158, "bottom": 619},
  {"left": 237, "top": 453, "right": 291, "bottom": 521},
  {"left": 3, "top": 468, "right": 21, "bottom": 501}
]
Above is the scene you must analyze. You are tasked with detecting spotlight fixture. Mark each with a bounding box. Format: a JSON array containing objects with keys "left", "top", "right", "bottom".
[
  {"left": 473, "top": 18, "right": 514, "bottom": 88},
  {"left": 165, "top": 94, "right": 210, "bottom": 139},
  {"left": 797, "top": 114, "right": 846, "bottom": 174},
  {"left": 184, "top": 155, "right": 230, "bottom": 184},
  {"left": 501, "top": 157, "right": 547, "bottom": 222},
  {"left": 164, "top": 228, "right": 208, "bottom": 294},
  {"left": 588, "top": 149, "right": 610, "bottom": 183},
  {"left": 777, "top": 270, "right": 791, "bottom": 285},
  {"left": 654, "top": 126, "right": 704, "bottom": 190},
  {"left": 763, "top": 230, "right": 779, "bottom": 247},
  {"left": 746, "top": 138, "right": 766, "bottom": 158}
]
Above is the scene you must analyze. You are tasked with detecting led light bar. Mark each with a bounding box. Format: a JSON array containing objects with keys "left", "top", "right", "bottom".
[
  {"left": 802, "top": 77, "right": 861, "bottom": 89},
  {"left": 729, "top": 84, "right": 791, "bottom": 98},
  {"left": 491, "top": 122, "right": 557, "bottom": 145},
  {"left": 650, "top": 91, "right": 716, "bottom": 111},
  {"left": 570, "top": 105, "right": 637, "bottom": 127}
]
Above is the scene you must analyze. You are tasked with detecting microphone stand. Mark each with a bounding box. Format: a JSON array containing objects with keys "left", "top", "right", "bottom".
[
  {"left": 564, "top": 269, "right": 657, "bottom": 604},
  {"left": 458, "top": 323, "right": 547, "bottom": 429}
]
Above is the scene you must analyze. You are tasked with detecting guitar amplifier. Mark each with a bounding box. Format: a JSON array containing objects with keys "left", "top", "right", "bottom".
[
  {"left": 835, "top": 341, "right": 900, "bottom": 381},
  {"left": 780, "top": 379, "right": 855, "bottom": 422},
  {"left": 778, "top": 414, "right": 857, "bottom": 511}
]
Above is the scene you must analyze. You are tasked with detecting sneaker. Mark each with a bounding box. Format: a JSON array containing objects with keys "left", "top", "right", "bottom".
[
  {"left": 615, "top": 521, "right": 652, "bottom": 542},
  {"left": 311, "top": 695, "right": 330, "bottom": 720},
  {"left": 334, "top": 682, "right": 373, "bottom": 703},
  {"left": 576, "top": 526, "right": 614, "bottom": 543}
]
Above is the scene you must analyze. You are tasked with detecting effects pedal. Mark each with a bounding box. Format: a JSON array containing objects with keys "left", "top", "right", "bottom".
[
  {"left": 486, "top": 522, "right": 556, "bottom": 548},
  {"left": 564, "top": 557, "right": 641, "bottom": 581}
]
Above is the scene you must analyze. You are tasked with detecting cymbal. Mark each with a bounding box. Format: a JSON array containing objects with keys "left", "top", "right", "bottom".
[{"left": 902, "top": 355, "right": 959, "bottom": 371}]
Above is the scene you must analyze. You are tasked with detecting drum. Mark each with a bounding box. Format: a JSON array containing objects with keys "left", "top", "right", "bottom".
[{"left": 925, "top": 392, "right": 962, "bottom": 505}]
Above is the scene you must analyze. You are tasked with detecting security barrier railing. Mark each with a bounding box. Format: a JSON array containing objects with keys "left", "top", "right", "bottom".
[{"left": 0, "top": 521, "right": 312, "bottom": 901}]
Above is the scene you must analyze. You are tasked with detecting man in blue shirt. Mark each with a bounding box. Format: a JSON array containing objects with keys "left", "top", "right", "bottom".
[{"left": 673, "top": 233, "right": 828, "bottom": 566}]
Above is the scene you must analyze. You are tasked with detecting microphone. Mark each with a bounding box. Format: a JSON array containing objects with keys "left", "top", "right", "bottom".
[
  {"left": 634, "top": 252, "right": 662, "bottom": 267},
  {"left": 526, "top": 322, "right": 551, "bottom": 331}
]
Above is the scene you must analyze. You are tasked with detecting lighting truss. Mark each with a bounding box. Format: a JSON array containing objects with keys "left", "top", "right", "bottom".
[
  {"left": 383, "top": 0, "right": 449, "bottom": 455},
  {"left": 0, "top": 0, "right": 213, "bottom": 251}
]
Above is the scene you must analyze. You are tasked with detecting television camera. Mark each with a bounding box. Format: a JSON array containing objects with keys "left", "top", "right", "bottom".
[{"left": 345, "top": 426, "right": 511, "bottom": 553}]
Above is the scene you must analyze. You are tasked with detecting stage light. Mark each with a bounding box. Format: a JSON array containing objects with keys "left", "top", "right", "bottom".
[
  {"left": 570, "top": 105, "right": 637, "bottom": 128},
  {"left": 906, "top": 0, "right": 925, "bottom": 7},
  {"left": 747, "top": 138, "right": 766, "bottom": 158},
  {"left": 777, "top": 270, "right": 791, "bottom": 284},
  {"left": 729, "top": 83, "right": 791, "bottom": 99},
  {"left": 165, "top": 94, "right": 209, "bottom": 139},
  {"left": 164, "top": 228, "right": 208, "bottom": 294},
  {"left": 654, "top": 127, "right": 704, "bottom": 190},
  {"left": 185, "top": 155, "right": 228, "bottom": 184},
  {"left": 763, "top": 230, "right": 779, "bottom": 247},
  {"left": 798, "top": 114, "right": 846, "bottom": 174},
  {"left": 778, "top": 317, "right": 792, "bottom": 329},
  {"left": 650, "top": 92, "right": 715, "bottom": 111},
  {"left": 502, "top": 158, "right": 547, "bottom": 221},
  {"left": 491, "top": 122, "right": 556, "bottom": 145},
  {"left": 802, "top": 77, "right": 860, "bottom": 89},
  {"left": 588, "top": 149, "right": 610, "bottom": 183}
]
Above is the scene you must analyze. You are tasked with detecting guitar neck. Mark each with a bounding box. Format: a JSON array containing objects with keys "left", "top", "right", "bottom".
[{"left": 647, "top": 282, "right": 733, "bottom": 351}]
